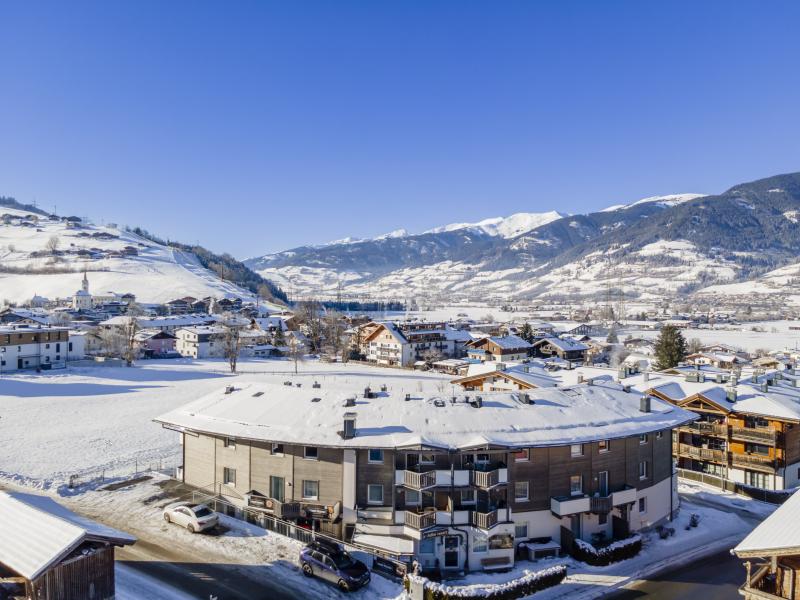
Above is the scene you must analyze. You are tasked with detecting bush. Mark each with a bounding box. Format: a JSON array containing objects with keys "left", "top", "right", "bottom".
[
  {"left": 573, "top": 535, "right": 642, "bottom": 566},
  {"left": 405, "top": 564, "right": 567, "bottom": 600}
]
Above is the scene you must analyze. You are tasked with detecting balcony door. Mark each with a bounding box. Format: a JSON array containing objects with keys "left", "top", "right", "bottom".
[
  {"left": 598, "top": 471, "right": 609, "bottom": 497},
  {"left": 269, "top": 476, "right": 285, "bottom": 502},
  {"left": 444, "top": 536, "right": 460, "bottom": 568}
]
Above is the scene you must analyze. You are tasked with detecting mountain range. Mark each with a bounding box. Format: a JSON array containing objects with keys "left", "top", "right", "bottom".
[{"left": 245, "top": 172, "right": 800, "bottom": 307}]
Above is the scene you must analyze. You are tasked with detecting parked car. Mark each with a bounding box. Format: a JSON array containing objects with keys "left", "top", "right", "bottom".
[
  {"left": 300, "top": 539, "right": 370, "bottom": 592},
  {"left": 162, "top": 502, "right": 218, "bottom": 533}
]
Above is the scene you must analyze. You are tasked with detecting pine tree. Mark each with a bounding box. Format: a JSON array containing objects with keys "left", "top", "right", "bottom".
[
  {"left": 653, "top": 325, "right": 687, "bottom": 370},
  {"left": 519, "top": 322, "right": 534, "bottom": 343},
  {"left": 273, "top": 326, "right": 285, "bottom": 346},
  {"left": 606, "top": 327, "right": 619, "bottom": 343}
]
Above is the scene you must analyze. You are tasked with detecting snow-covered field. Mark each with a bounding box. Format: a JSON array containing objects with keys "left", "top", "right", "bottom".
[
  {"left": 0, "top": 358, "right": 450, "bottom": 489},
  {"left": 0, "top": 207, "right": 259, "bottom": 304}
]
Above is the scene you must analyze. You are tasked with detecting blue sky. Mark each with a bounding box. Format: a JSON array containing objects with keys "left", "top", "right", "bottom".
[{"left": 2, "top": 1, "right": 799, "bottom": 257}]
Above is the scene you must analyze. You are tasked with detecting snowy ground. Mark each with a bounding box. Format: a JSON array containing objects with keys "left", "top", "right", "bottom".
[{"left": 0, "top": 357, "right": 450, "bottom": 489}]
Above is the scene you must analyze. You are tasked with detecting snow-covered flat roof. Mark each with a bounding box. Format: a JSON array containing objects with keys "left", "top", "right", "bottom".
[
  {"left": 154, "top": 379, "right": 696, "bottom": 450},
  {"left": 734, "top": 489, "right": 800, "bottom": 557},
  {"left": 0, "top": 491, "right": 135, "bottom": 581}
]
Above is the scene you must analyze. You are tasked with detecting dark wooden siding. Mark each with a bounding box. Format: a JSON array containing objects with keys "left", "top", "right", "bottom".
[{"left": 30, "top": 545, "right": 116, "bottom": 600}]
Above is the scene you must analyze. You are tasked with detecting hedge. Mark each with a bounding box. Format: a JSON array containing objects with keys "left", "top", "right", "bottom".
[
  {"left": 573, "top": 534, "right": 642, "bottom": 566},
  {"left": 403, "top": 564, "right": 567, "bottom": 600}
]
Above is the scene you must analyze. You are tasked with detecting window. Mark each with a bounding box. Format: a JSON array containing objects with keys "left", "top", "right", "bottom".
[
  {"left": 223, "top": 467, "right": 236, "bottom": 486},
  {"left": 269, "top": 476, "right": 285, "bottom": 502},
  {"left": 367, "top": 484, "right": 384, "bottom": 505},
  {"left": 514, "top": 523, "right": 528, "bottom": 539},
  {"left": 405, "top": 489, "right": 421, "bottom": 505},
  {"left": 368, "top": 449, "right": 384, "bottom": 463},
  {"left": 271, "top": 443, "right": 284, "bottom": 455},
  {"left": 746, "top": 470, "right": 769, "bottom": 488},
  {"left": 571, "top": 444, "right": 584, "bottom": 457},
  {"left": 639, "top": 434, "right": 648, "bottom": 445},
  {"left": 460, "top": 489, "right": 476, "bottom": 505},
  {"left": 599, "top": 512, "right": 608, "bottom": 525},
  {"left": 639, "top": 461, "right": 649, "bottom": 480},
  {"left": 224, "top": 437, "right": 236, "bottom": 448},
  {"left": 745, "top": 443, "right": 770, "bottom": 456},
  {"left": 419, "top": 538, "right": 435, "bottom": 554},
  {"left": 656, "top": 431, "right": 664, "bottom": 440},
  {"left": 638, "top": 497, "right": 647, "bottom": 513},
  {"left": 302, "top": 480, "right": 319, "bottom": 500},
  {"left": 570, "top": 475, "right": 583, "bottom": 496},
  {"left": 513, "top": 448, "right": 530, "bottom": 462},
  {"left": 514, "top": 481, "right": 529, "bottom": 502},
  {"left": 489, "top": 534, "right": 514, "bottom": 550},
  {"left": 420, "top": 453, "right": 435, "bottom": 465},
  {"left": 473, "top": 532, "right": 488, "bottom": 553},
  {"left": 475, "top": 453, "right": 490, "bottom": 465},
  {"left": 598, "top": 440, "right": 609, "bottom": 453},
  {"left": 304, "top": 446, "right": 318, "bottom": 460}
]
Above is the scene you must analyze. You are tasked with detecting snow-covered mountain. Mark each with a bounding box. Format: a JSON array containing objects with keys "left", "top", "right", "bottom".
[
  {"left": 246, "top": 173, "right": 800, "bottom": 305},
  {"left": 0, "top": 206, "right": 272, "bottom": 306}
]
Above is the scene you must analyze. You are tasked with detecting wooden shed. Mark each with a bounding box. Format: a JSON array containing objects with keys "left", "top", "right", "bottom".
[{"left": 0, "top": 491, "right": 135, "bottom": 600}]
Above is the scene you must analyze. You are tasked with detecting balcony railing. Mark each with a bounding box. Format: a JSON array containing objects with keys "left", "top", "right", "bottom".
[
  {"left": 472, "top": 468, "right": 508, "bottom": 489},
  {"left": 590, "top": 496, "right": 613, "bottom": 514},
  {"left": 730, "top": 426, "right": 778, "bottom": 445},
  {"left": 404, "top": 511, "right": 436, "bottom": 530},
  {"left": 403, "top": 470, "right": 437, "bottom": 490},
  {"left": 677, "top": 443, "right": 727, "bottom": 463},
  {"left": 683, "top": 421, "right": 728, "bottom": 436},
  {"left": 731, "top": 453, "right": 776, "bottom": 472},
  {"left": 472, "top": 509, "right": 499, "bottom": 530}
]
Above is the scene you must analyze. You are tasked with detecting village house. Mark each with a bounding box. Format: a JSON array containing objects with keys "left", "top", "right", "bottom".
[
  {"left": 531, "top": 336, "right": 589, "bottom": 363},
  {"left": 100, "top": 314, "right": 218, "bottom": 334},
  {"left": 685, "top": 351, "right": 749, "bottom": 370},
  {"left": 156, "top": 380, "right": 695, "bottom": 575},
  {"left": 175, "top": 325, "right": 227, "bottom": 359},
  {"left": 0, "top": 325, "right": 73, "bottom": 372},
  {"left": 360, "top": 322, "right": 471, "bottom": 367},
  {"left": 464, "top": 335, "right": 532, "bottom": 363},
  {"left": 133, "top": 329, "right": 177, "bottom": 358},
  {"left": 452, "top": 362, "right": 559, "bottom": 391},
  {"left": 734, "top": 489, "right": 800, "bottom": 600},
  {"left": 0, "top": 491, "right": 135, "bottom": 600}
]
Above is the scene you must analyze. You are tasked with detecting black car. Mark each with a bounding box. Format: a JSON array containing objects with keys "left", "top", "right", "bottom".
[{"left": 300, "top": 539, "right": 371, "bottom": 592}]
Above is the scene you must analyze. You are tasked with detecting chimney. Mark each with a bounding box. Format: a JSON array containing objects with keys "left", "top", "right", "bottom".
[
  {"left": 344, "top": 396, "right": 356, "bottom": 407},
  {"left": 792, "top": 378, "right": 799, "bottom": 388},
  {"left": 364, "top": 387, "right": 371, "bottom": 398},
  {"left": 643, "top": 371, "right": 650, "bottom": 382},
  {"left": 577, "top": 374, "right": 585, "bottom": 384},
  {"left": 342, "top": 412, "right": 357, "bottom": 439},
  {"left": 587, "top": 378, "right": 594, "bottom": 386},
  {"left": 224, "top": 385, "right": 235, "bottom": 394},
  {"left": 640, "top": 395, "right": 651, "bottom": 413},
  {"left": 731, "top": 374, "right": 738, "bottom": 386},
  {"left": 727, "top": 386, "right": 737, "bottom": 402},
  {"left": 761, "top": 381, "right": 768, "bottom": 393},
  {"left": 405, "top": 393, "right": 412, "bottom": 401}
]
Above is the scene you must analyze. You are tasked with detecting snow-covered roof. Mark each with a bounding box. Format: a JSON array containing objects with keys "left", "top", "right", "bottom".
[
  {"left": 155, "top": 379, "right": 696, "bottom": 450},
  {"left": 101, "top": 314, "right": 218, "bottom": 328},
  {"left": 734, "top": 489, "right": 800, "bottom": 557},
  {"left": 533, "top": 336, "right": 589, "bottom": 352},
  {"left": 0, "top": 491, "right": 135, "bottom": 580}
]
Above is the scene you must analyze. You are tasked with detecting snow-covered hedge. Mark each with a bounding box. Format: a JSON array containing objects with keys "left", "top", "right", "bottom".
[
  {"left": 403, "top": 564, "right": 567, "bottom": 600},
  {"left": 573, "top": 534, "right": 642, "bottom": 566}
]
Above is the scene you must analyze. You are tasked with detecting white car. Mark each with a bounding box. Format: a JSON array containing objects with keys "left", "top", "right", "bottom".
[{"left": 162, "top": 502, "right": 219, "bottom": 533}]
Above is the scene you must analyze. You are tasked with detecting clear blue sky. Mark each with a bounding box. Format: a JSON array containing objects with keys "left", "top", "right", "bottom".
[{"left": 2, "top": 1, "right": 799, "bottom": 257}]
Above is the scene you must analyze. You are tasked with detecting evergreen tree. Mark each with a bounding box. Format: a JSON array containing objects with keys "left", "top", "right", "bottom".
[
  {"left": 653, "top": 325, "right": 687, "bottom": 370},
  {"left": 519, "top": 322, "right": 535, "bottom": 343},
  {"left": 273, "top": 326, "right": 286, "bottom": 346},
  {"left": 606, "top": 327, "right": 619, "bottom": 343}
]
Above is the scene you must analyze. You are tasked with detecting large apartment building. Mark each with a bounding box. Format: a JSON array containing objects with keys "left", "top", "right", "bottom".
[
  {"left": 0, "top": 325, "right": 72, "bottom": 372},
  {"left": 360, "top": 321, "right": 471, "bottom": 367},
  {"left": 156, "top": 379, "right": 696, "bottom": 573},
  {"left": 648, "top": 368, "right": 800, "bottom": 490}
]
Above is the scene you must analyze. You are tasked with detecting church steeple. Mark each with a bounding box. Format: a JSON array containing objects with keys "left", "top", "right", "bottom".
[{"left": 82, "top": 269, "right": 89, "bottom": 293}]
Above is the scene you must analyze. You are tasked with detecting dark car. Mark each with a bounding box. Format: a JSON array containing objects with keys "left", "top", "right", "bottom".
[{"left": 300, "top": 540, "right": 370, "bottom": 592}]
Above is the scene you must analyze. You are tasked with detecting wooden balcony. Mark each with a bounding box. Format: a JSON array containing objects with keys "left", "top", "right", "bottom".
[
  {"left": 731, "top": 426, "right": 778, "bottom": 446},
  {"left": 676, "top": 443, "right": 727, "bottom": 463},
  {"left": 732, "top": 453, "right": 776, "bottom": 473},
  {"left": 404, "top": 510, "right": 436, "bottom": 530},
  {"left": 403, "top": 470, "right": 437, "bottom": 490},
  {"left": 590, "top": 496, "right": 613, "bottom": 514},
  {"left": 682, "top": 421, "right": 728, "bottom": 437},
  {"left": 471, "top": 509, "right": 499, "bottom": 530},
  {"left": 472, "top": 468, "right": 508, "bottom": 489}
]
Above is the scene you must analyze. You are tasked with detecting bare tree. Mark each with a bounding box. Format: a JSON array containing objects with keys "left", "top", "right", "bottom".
[
  {"left": 296, "top": 300, "right": 324, "bottom": 352},
  {"left": 420, "top": 347, "right": 443, "bottom": 365},
  {"left": 687, "top": 337, "right": 703, "bottom": 354},
  {"left": 323, "top": 310, "right": 346, "bottom": 359},
  {"left": 287, "top": 335, "right": 304, "bottom": 374},
  {"left": 222, "top": 319, "right": 242, "bottom": 373},
  {"left": 122, "top": 317, "right": 139, "bottom": 367},
  {"left": 45, "top": 235, "right": 60, "bottom": 254},
  {"left": 97, "top": 327, "right": 127, "bottom": 358}
]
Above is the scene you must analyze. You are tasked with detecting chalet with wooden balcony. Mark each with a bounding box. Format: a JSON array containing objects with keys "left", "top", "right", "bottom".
[
  {"left": 360, "top": 321, "right": 471, "bottom": 367},
  {"left": 464, "top": 335, "right": 533, "bottom": 363},
  {"left": 648, "top": 368, "right": 800, "bottom": 490},
  {"left": 450, "top": 362, "right": 558, "bottom": 392},
  {"left": 734, "top": 489, "right": 800, "bottom": 600},
  {"left": 155, "top": 377, "right": 695, "bottom": 575}
]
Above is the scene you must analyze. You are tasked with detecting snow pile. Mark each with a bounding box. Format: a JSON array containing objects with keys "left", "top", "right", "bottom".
[{"left": 407, "top": 564, "right": 567, "bottom": 599}]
